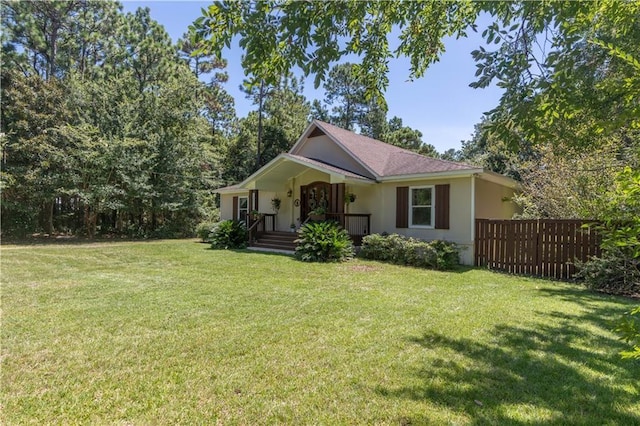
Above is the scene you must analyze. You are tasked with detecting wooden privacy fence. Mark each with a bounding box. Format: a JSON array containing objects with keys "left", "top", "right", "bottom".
[{"left": 475, "top": 219, "right": 601, "bottom": 280}]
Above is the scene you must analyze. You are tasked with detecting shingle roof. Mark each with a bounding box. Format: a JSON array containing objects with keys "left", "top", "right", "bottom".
[{"left": 312, "top": 120, "right": 477, "bottom": 178}]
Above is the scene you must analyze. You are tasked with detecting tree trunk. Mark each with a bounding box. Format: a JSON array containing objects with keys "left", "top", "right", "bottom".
[
  {"left": 44, "top": 200, "right": 54, "bottom": 234},
  {"left": 256, "top": 79, "right": 264, "bottom": 170}
]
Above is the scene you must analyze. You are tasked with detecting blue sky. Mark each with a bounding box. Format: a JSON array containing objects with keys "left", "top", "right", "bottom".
[{"left": 121, "top": 1, "right": 502, "bottom": 152}]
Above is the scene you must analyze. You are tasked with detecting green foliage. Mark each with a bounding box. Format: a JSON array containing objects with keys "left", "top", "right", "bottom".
[
  {"left": 209, "top": 220, "right": 247, "bottom": 250},
  {"left": 196, "top": 1, "right": 639, "bottom": 152},
  {"left": 359, "top": 233, "right": 460, "bottom": 270},
  {"left": 322, "top": 62, "right": 370, "bottom": 131},
  {"left": 380, "top": 116, "right": 438, "bottom": 157},
  {"left": 1, "top": 2, "right": 228, "bottom": 238},
  {"left": 294, "top": 221, "right": 354, "bottom": 263},
  {"left": 614, "top": 306, "right": 640, "bottom": 360},
  {"left": 452, "top": 116, "right": 526, "bottom": 179},
  {"left": 195, "top": 1, "right": 477, "bottom": 103},
  {"left": 513, "top": 140, "right": 639, "bottom": 219},
  {"left": 576, "top": 167, "right": 640, "bottom": 296},
  {"left": 575, "top": 254, "right": 639, "bottom": 297},
  {"left": 222, "top": 74, "right": 311, "bottom": 183},
  {"left": 195, "top": 221, "right": 217, "bottom": 243},
  {"left": 472, "top": 1, "right": 640, "bottom": 148}
]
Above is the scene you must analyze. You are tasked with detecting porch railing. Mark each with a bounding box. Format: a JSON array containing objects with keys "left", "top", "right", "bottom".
[
  {"left": 247, "top": 213, "right": 276, "bottom": 245},
  {"left": 326, "top": 213, "right": 371, "bottom": 245}
]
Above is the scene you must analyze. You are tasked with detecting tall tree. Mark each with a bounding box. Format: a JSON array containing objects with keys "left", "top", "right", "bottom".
[
  {"left": 195, "top": 1, "right": 639, "bottom": 148},
  {"left": 178, "top": 28, "right": 236, "bottom": 136},
  {"left": 1, "top": 2, "right": 216, "bottom": 237},
  {"left": 195, "top": 1, "right": 477, "bottom": 103},
  {"left": 310, "top": 99, "right": 330, "bottom": 122},
  {"left": 470, "top": 1, "right": 640, "bottom": 147},
  {"left": 378, "top": 116, "right": 438, "bottom": 157},
  {"left": 264, "top": 75, "right": 310, "bottom": 145},
  {"left": 240, "top": 77, "right": 273, "bottom": 169},
  {"left": 2, "top": 0, "right": 77, "bottom": 80},
  {"left": 454, "top": 117, "right": 527, "bottom": 179},
  {"left": 177, "top": 28, "right": 219, "bottom": 79},
  {"left": 323, "top": 63, "right": 368, "bottom": 131}
]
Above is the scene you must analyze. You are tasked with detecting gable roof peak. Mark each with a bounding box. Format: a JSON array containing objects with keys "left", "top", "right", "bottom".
[{"left": 307, "top": 120, "right": 478, "bottom": 178}]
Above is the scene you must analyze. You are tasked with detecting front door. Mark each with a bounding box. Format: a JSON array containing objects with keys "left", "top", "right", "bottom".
[{"left": 300, "top": 181, "right": 331, "bottom": 219}]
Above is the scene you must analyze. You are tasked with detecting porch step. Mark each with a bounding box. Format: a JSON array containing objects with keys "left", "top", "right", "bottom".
[{"left": 252, "top": 231, "right": 298, "bottom": 252}]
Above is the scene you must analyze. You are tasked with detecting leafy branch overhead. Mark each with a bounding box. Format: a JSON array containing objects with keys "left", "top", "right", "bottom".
[
  {"left": 194, "top": 0, "right": 478, "bottom": 103},
  {"left": 194, "top": 0, "right": 640, "bottom": 147}
]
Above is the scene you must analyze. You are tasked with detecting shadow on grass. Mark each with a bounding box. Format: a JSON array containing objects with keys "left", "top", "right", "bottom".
[
  {"left": 0, "top": 235, "right": 179, "bottom": 247},
  {"left": 378, "top": 298, "right": 640, "bottom": 424}
]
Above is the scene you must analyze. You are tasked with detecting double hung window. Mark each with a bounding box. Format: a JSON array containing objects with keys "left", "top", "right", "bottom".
[{"left": 410, "top": 186, "right": 434, "bottom": 228}]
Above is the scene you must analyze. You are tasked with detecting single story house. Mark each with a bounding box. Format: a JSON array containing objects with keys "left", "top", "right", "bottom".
[{"left": 215, "top": 120, "right": 519, "bottom": 264}]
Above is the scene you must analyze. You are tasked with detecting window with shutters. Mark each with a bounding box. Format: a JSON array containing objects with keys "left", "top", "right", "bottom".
[{"left": 409, "top": 186, "right": 434, "bottom": 228}]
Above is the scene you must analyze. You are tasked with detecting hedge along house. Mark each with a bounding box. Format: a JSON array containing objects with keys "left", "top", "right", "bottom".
[{"left": 215, "top": 120, "right": 519, "bottom": 264}]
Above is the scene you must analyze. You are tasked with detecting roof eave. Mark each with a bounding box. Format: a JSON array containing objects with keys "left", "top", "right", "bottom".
[
  {"left": 303, "top": 120, "right": 382, "bottom": 180},
  {"left": 214, "top": 186, "right": 247, "bottom": 194},
  {"left": 288, "top": 120, "right": 317, "bottom": 154},
  {"left": 285, "top": 154, "right": 375, "bottom": 184},
  {"left": 378, "top": 168, "right": 484, "bottom": 182},
  {"left": 477, "top": 170, "right": 521, "bottom": 189},
  {"left": 231, "top": 153, "right": 376, "bottom": 190}
]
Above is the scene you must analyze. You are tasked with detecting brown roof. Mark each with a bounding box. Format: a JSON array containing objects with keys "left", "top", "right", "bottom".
[{"left": 312, "top": 120, "right": 477, "bottom": 178}]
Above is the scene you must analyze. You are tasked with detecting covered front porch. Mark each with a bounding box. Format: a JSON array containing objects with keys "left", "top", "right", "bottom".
[
  {"left": 247, "top": 212, "right": 371, "bottom": 249},
  {"left": 225, "top": 153, "right": 376, "bottom": 248}
]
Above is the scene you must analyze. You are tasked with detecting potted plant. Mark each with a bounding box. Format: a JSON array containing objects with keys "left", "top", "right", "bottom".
[
  {"left": 344, "top": 193, "right": 356, "bottom": 204},
  {"left": 308, "top": 206, "right": 327, "bottom": 221},
  {"left": 289, "top": 223, "right": 296, "bottom": 232},
  {"left": 250, "top": 210, "right": 260, "bottom": 220},
  {"left": 271, "top": 197, "right": 281, "bottom": 213}
]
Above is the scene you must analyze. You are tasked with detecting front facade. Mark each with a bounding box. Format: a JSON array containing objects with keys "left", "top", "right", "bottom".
[{"left": 216, "top": 120, "right": 519, "bottom": 264}]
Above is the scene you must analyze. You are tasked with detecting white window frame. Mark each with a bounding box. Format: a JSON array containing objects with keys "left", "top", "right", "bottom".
[
  {"left": 238, "top": 196, "right": 248, "bottom": 223},
  {"left": 409, "top": 185, "right": 435, "bottom": 228}
]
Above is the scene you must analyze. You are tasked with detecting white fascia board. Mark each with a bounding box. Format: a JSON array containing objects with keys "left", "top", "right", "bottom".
[
  {"left": 285, "top": 155, "right": 374, "bottom": 184},
  {"left": 343, "top": 177, "right": 376, "bottom": 185},
  {"left": 378, "top": 169, "right": 484, "bottom": 183},
  {"left": 213, "top": 187, "right": 249, "bottom": 195},
  {"left": 312, "top": 120, "right": 381, "bottom": 180},
  {"left": 235, "top": 154, "right": 289, "bottom": 189},
  {"left": 477, "top": 170, "right": 521, "bottom": 189},
  {"left": 288, "top": 120, "right": 316, "bottom": 154}
]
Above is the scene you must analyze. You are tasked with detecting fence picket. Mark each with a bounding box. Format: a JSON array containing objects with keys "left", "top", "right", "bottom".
[{"left": 474, "top": 219, "right": 601, "bottom": 281}]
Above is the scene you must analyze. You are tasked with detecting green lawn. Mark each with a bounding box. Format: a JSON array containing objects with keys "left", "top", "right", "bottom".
[{"left": 2, "top": 240, "right": 638, "bottom": 425}]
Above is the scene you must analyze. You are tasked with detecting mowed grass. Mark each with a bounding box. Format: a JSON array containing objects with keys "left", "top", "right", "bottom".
[{"left": 2, "top": 240, "right": 639, "bottom": 425}]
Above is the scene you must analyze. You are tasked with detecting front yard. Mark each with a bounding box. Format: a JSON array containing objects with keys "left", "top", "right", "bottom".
[{"left": 2, "top": 240, "right": 638, "bottom": 424}]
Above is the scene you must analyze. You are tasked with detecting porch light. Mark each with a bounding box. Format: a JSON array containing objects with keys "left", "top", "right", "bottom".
[{"left": 287, "top": 189, "right": 293, "bottom": 197}]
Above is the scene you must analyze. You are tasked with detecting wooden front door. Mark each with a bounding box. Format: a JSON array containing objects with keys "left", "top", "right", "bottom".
[{"left": 300, "top": 181, "right": 331, "bottom": 219}]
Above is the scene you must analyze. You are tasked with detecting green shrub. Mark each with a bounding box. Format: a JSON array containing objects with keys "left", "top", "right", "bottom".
[
  {"left": 195, "top": 221, "right": 216, "bottom": 242},
  {"left": 294, "top": 221, "right": 354, "bottom": 262},
  {"left": 575, "top": 254, "right": 640, "bottom": 296},
  {"left": 210, "top": 220, "right": 247, "bottom": 250},
  {"left": 576, "top": 167, "right": 640, "bottom": 296},
  {"left": 614, "top": 306, "right": 640, "bottom": 360},
  {"left": 360, "top": 233, "right": 459, "bottom": 270}
]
